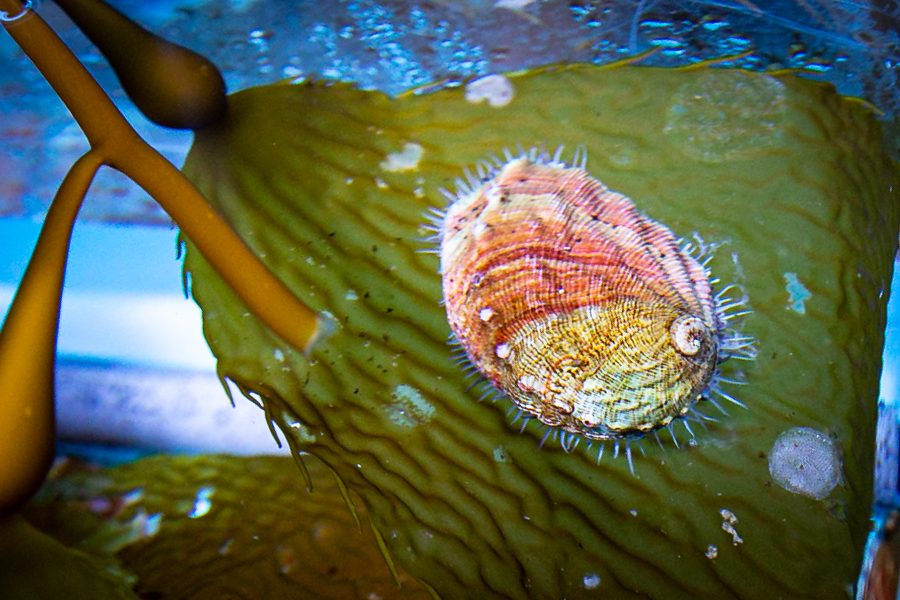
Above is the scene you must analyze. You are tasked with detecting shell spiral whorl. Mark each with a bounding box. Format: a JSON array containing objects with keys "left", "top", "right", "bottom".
[{"left": 437, "top": 148, "right": 747, "bottom": 446}]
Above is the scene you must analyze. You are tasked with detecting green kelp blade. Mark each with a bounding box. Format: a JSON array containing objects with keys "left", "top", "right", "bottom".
[
  {"left": 0, "top": 515, "right": 139, "bottom": 600},
  {"left": 181, "top": 65, "right": 900, "bottom": 599},
  {"left": 23, "top": 454, "right": 430, "bottom": 599}
]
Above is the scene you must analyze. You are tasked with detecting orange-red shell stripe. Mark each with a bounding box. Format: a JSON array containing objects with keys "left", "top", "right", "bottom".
[{"left": 443, "top": 163, "right": 714, "bottom": 354}]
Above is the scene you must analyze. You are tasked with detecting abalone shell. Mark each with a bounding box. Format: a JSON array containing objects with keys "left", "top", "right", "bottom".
[{"left": 440, "top": 150, "right": 737, "bottom": 443}]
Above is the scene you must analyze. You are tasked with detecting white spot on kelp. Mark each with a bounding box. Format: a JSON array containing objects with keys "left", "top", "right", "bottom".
[
  {"left": 664, "top": 70, "right": 785, "bottom": 162},
  {"left": 99, "top": 505, "right": 163, "bottom": 553},
  {"left": 219, "top": 538, "right": 234, "bottom": 555},
  {"left": 306, "top": 310, "right": 340, "bottom": 355},
  {"left": 380, "top": 142, "right": 425, "bottom": 172},
  {"left": 465, "top": 74, "right": 514, "bottom": 107},
  {"left": 385, "top": 384, "right": 435, "bottom": 427},
  {"left": 493, "top": 446, "right": 508, "bottom": 462},
  {"left": 706, "top": 544, "right": 718, "bottom": 559},
  {"left": 583, "top": 573, "right": 601, "bottom": 589},
  {"left": 720, "top": 509, "right": 742, "bottom": 545},
  {"left": 283, "top": 412, "right": 316, "bottom": 442},
  {"left": 769, "top": 427, "right": 840, "bottom": 500},
  {"left": 143, "top": 512, "right": 163, "bottom": 537},
  {"left": 784, "top": 272, "right": 811, "bottom": 314},
  {"left": 188, "top": 486, "right": 215, "bottom": 518}
]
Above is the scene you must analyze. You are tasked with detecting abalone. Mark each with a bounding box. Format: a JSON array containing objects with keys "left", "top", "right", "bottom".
[{"left": 437, "top": 147, "right": 752, "bottom": 453}]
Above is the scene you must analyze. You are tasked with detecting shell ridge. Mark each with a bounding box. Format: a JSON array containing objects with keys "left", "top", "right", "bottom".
[
  {"left": 621, "top": 212, "right": 710, "bottom": 316},
  {"left": 566, "top": 182, "right": 703, "bottom": 314}
]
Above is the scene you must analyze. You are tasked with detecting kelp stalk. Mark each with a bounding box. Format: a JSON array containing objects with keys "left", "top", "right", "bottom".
[
  {"left": 0, "top": 0, "right": 323, "bottom": 516},
  {"left": 0, "top": 0, "right": 321, "bottom": 353},
  {"left": 0, "top": 150, "right": 101, "bottom": 515}
]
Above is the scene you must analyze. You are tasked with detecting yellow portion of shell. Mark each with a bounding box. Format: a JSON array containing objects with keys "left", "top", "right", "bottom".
[{"left": 498, "top": 300, "right": 715, "bottom": 438}]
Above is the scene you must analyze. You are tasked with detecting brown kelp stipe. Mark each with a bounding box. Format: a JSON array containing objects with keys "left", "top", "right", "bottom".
[
  {"left": 0, "top": 0, "right": 322, "bottom": 519},
  {"left": 0, "top": 149, "right": 102, "bottom": 515}
]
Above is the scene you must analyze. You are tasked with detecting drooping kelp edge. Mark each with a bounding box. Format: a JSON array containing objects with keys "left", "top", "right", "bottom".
[
  {"left": 182, "top": 65, "right": 900, "bottom": 599},
  {"left": 20, "top": 454, "right": 430, "bottom": 600},
  {"left": 0, "top": 514, "right": 139, "bottom": 600}
]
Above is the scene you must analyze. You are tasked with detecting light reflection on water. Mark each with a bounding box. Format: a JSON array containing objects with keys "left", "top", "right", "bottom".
[{"left": 0, "top": 0, "right": 896, "bottom": 221}]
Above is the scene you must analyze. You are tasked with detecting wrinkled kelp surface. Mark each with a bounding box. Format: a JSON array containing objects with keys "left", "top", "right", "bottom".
[{"left": 181, "top": 65, "right": 900, "bottom": 599}]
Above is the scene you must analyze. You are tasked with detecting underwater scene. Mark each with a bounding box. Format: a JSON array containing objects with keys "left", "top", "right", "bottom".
[{"left": 1, "top": 0, "right": 900, "bottom": 598}]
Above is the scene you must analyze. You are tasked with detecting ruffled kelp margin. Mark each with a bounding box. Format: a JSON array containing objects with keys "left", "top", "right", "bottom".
[{"left": 181, "top": 64, "right": 900, "bottom": 599}]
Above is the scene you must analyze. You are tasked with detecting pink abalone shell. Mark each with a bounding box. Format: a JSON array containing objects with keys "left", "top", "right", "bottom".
[{"left": 440, "top": 152, "right": 724, "bottom": 441}]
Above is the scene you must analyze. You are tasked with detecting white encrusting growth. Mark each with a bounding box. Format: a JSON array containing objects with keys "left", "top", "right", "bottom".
[
  {"left": 582, "top": 573, "right": 601, "bottom": 589},
  {"left": 386, "top": 384, "right": 436, "bottom": 428},
  {"left": 465, "top": 74, "right": 515, "bottom": 107},
  {"left": 380, "top": 142, "right": 425, "bottom": 172},
  {"left": 720, "top": 509, "right": 743, "bottom": 545},
  {"left": 768, "top": 427, "right": 841, "bottom": 500}
]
